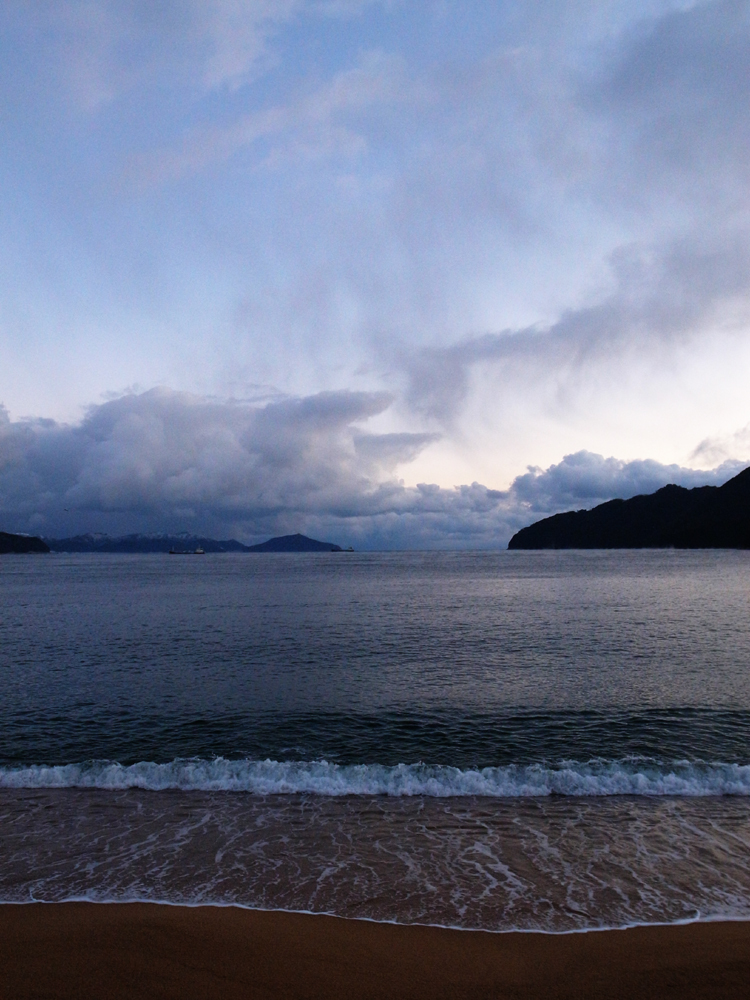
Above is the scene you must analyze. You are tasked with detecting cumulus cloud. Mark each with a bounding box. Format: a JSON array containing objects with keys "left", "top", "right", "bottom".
[
  {"left": 508, "top": 451, "right": 745, "bottom": 513},
  {"left": 0, "top": 389, "right": 743, "bottom": 548},
  {"left": 0, "top": 387, "right": 427, "bottom": 537}
]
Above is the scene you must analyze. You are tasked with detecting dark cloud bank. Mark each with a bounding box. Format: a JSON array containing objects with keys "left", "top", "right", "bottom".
[{"left": 0, "top": 388, "right": 743, "bottom": 549}]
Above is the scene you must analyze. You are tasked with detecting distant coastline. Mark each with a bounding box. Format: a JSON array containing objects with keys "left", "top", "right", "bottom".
[
  {"left": 509, "top": 465, "right": 750, "bottom": 549},
  {"left": 33, "top": 532, "right": 348, "bottom": 554}
]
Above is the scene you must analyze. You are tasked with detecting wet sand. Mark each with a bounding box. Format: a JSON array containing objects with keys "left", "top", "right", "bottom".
[{"left": 1, "top": 903, "right": 748, "bottom": 999}]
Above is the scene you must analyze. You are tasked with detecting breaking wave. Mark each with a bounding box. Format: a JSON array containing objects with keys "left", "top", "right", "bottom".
[{"left": 2, "top": 758, "right": 750, "bottom": 796}]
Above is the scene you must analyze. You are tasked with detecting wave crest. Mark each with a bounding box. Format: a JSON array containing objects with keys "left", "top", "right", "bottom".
[{"left": 1, "top": 758, "right": 750, "bottom": 796}]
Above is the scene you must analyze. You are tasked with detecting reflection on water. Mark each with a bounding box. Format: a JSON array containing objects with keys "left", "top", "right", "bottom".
[{"left": 2, "top": 551, "right": 750, "bottom": 765}]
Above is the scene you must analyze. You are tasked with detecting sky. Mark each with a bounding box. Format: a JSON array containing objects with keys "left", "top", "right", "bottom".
[{"left": 1, "top": 0, "right": 749, "bottom": 547}]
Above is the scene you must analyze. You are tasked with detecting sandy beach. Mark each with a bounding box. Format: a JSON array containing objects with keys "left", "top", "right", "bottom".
[{"left": 0, "top": 904, "right": 748, "bottom": 999}]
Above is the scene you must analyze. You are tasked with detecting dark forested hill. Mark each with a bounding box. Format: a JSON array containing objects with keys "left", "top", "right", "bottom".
[
  {"left": 508, "top": 466, "right": 750, "bottom": 549},
  {"left": 0, "top": 531, "right": 50, "bottom": 554}
]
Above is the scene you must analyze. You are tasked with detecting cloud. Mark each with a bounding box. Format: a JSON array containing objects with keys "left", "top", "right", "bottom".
[
  {"left": 0, "top": 388, "right": 432, "bottom": 539},
  {"left": 199, "top": 0, "right": 391, "bottom": 91},
  {"left": 376, "top": 1, "right": 750, "bottom": 441},
  {"left": 193, "top": 0, "right": 392, "bottom": 92},
  {"left": 336, "top": 449, "right": 745, "bottom": 550},
  {"left": 0, "top": 389, "right": 743, "bottom": 548},
  {"left": 691, "top": 421, "right": 750, "bottom": 466},
  {"left": 508, "top": 450, "right": 746, "bottom": 513},
  {"left": 197, "top": 0, "right": 302, "bottom": 92},
  {"left": 2, "top": 0, "right": 387, "bottom": 114},
  {"left": 582, "top": 0, "right": 750, "bottom": 213},
  {"left": 401, "top": 229, "right": 750, "bottom": 424},
  {"left": 2, "top": 1, "right": 750, "bottom": 482},
  {"left": 127, "top": 48, "right": 409, "bottom": 186}
]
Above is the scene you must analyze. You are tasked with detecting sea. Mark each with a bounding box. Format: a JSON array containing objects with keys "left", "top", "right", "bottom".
[{"left": 1, "top": 549, "right": 749, "bottom": 933}]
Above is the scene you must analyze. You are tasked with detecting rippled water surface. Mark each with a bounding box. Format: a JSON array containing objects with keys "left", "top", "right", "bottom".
[{"left": 1, "top": 550, "right": 749, "bottom": 929}]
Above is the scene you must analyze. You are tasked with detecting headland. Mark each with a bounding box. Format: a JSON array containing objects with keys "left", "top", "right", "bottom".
[{"left": 509, "top": 465, "right": 750, "bottom": 548}]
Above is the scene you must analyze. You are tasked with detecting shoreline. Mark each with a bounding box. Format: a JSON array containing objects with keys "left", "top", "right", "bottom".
[
  {"left": 4, "top": 896, "right": 749, "bottom": 936},
  {"left": 2, "top": 903, "right": 749, "bottom": 999}
]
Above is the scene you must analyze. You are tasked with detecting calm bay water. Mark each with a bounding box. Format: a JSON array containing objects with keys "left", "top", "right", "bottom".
[{"left": 1, "top": 550, "right": 749, "bottom": 930}]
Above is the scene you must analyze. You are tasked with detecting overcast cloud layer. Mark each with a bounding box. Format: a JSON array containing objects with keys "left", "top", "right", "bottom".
[{"left": 1, "top": 2, "right": 749, "bottom": 544}]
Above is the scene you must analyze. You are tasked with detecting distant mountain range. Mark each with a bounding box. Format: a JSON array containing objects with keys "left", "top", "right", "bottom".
[
  {"left": 38, "top": 532, "right": 346, "bottom": 553},
  {"left": 508, "top": 465, "right": 750, "bottom": 549},
  {"left": 43, "top": 533, "right": 248, "bottom": 553}
]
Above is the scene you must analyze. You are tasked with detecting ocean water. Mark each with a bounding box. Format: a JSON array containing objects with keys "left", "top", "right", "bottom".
[{"left": 1, "top": 549, "right": 749, "bottom": 931}]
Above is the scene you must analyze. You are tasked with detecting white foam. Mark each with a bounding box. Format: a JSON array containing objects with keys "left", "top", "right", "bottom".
[{"left": 1, "top": 758, "right": 750, "bottom": 796}]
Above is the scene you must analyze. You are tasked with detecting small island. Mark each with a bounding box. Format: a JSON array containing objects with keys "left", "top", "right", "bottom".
[
  {"left": 244, "top": 533, "right": 344, "bottom": 552},
  {"left": 508, "top": 465, "right": 750, "bottom": 549}
]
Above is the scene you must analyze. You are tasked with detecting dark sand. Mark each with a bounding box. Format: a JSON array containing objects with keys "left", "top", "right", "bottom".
[{"left": 1, "top": 903, "right": 749, "bottom": 999}]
